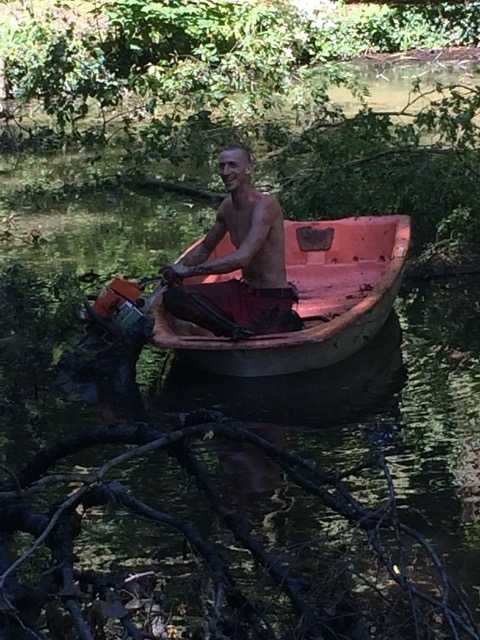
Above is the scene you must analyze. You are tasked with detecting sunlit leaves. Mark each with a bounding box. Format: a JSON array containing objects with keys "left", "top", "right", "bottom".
[{"left": 3, "top": 0, "right": 322, "bottom": 133}]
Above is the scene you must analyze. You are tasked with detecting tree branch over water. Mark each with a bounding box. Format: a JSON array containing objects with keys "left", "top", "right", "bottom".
[{"left": 0, "top": 418, "right": 478, "bottom": 639}]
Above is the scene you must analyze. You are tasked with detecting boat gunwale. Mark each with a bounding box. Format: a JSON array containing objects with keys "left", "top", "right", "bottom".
[{"left": 151, "top": 215, "right": 411, "bottom": 352}]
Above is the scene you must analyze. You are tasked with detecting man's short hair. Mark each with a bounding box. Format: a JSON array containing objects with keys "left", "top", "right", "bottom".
[{"left": 220, "top": 143, "right": 254, "bottom": 165}]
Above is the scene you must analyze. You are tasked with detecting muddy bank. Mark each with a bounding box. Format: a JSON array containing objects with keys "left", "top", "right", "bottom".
[{"left": 353, "top": 45, "right": 480, "bottom": 67}]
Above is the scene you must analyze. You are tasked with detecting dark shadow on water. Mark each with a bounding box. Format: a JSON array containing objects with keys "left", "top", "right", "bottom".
[
  {"left": 54, "top": 337, "right": 148, "bottom": 423},
  {"left": 157, "top": 311, "right": 406, "bottom": 428},
  {"left": 52, "top": 312, "right": 406, "bottom": 514},
  {"left": 214, "top": 421, "right": 285, "bottom": 513},
  {"left": 55, "top": 310, "right": 406, "bottom": 430}
]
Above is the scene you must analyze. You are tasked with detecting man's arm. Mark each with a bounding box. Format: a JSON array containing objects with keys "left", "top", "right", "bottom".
[
  {"left": 175, "top": 199, "right": 276, "bottom": 278},
  {"left": 178, "top": 207, "right": 227, "bottom": 267}
]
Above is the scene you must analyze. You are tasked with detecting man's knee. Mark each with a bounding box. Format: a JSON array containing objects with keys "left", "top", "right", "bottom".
[{"left": 163, "top": 287, "right": 188, "bottom": 315}]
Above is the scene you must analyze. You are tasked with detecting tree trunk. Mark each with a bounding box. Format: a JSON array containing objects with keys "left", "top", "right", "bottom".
[{"left": 0, "top": 59, "right": 8, "bottom": 102}]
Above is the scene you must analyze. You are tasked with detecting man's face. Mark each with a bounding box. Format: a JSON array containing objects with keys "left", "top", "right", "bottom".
[{"left": 218, "top": 149, "right": 251, "bottom": 192}]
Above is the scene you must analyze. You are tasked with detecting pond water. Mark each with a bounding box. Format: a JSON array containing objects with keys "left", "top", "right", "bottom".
[
  {"left": 330, "top": 56, "right": 480, "bottom": 115},
  {"left": 1, "top": 182, "right": 480, "bottom": 623},
  {"left": 2, "top": 58, "right": 480, "bottom": 631}
]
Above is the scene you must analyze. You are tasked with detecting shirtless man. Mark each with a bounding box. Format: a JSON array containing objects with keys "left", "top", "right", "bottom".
[{"left": 162, "top": 144, "right": 302, "bottom": 338}]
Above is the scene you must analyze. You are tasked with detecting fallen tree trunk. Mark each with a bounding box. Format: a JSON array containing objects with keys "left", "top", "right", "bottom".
[
  {"left": 0, "top": 59, "right": 10, "bottom": 103},
  {"left": 123, "top": 175, "right": 225, "bottom": 206}
]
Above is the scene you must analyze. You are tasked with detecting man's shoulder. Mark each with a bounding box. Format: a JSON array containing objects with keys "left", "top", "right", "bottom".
[
  {"left": 253, "top": 191, "right": 282, "bottom": 213},
  {"left": 217, "top": 196, "right": 231, "bottom": 217}
]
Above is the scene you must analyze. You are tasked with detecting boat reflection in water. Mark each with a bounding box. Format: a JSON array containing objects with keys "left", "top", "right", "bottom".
[
  {"left": 157, "top": 312, "right": 406, "bottom": 514},
  {"left": 58, "top": 312, "right": 405, "bottom": 513},
  {"left": 159, "top": 311, "right": 406, "bottom": 428}
]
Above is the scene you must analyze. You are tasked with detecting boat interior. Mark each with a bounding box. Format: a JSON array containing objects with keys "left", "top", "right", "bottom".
[{"left": 186, "top": 217, "right": 398, "bottom": 324}]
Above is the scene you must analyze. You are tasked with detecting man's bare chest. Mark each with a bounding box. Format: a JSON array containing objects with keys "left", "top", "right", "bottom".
[{"left": 224, "top": 210, "right": 253, "bottom": 248}]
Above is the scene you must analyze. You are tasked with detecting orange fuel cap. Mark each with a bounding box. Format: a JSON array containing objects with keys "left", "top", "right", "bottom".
[{"left": 93, "top": 278, "right": 143, "bottom": 317}]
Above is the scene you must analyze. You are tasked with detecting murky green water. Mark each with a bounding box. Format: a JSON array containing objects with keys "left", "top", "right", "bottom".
[
  {"left": 2, "top": 59, "right": 480, "bottom": 628},
  {"left": 330, "top": 56, "right": 480, "bottom": 115},
  {"left": 2, "top": 180, "right": 480, "bottom": 615}
]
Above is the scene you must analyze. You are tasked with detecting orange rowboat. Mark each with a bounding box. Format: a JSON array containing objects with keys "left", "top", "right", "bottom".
[{"left": 152, "top": 215, "right": 411, "bottom": 377}]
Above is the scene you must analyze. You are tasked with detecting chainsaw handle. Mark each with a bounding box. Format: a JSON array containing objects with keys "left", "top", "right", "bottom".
[{"left": 160, "top": 266, "right": 183, "bottom": 286}]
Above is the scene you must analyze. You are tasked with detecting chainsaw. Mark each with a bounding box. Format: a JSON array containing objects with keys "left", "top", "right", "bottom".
[{"left": 86, "top": 275, "right": 170, "bottom": 342}]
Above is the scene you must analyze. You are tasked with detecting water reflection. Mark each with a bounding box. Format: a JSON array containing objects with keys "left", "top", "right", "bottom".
[
  {"left": 455, "top": 437, "right": 480, "bottom": 525},
  {"left": 54, "top": 337, "right": 147, "bottom": 423},
  {"left": 15, "top": 271, "right": 480, "bottom": 607},
  {"left": 56, "top": 311, "right": 406, "bottom": 532},
  {"left": 159, "top": 311, "right": 406, "bottom": 428},
  {"left": 215, "top": 422, "right": 284, "bottom": 512}
]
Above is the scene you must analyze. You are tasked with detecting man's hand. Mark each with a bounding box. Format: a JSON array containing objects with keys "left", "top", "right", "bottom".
[{"left": 162, "top": 263, "right": 192, "bottom": 285}]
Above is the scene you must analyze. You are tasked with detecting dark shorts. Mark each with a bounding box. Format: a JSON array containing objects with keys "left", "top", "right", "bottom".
[{"left": 184, "top": 279, "right": 300, "bottom": 332}]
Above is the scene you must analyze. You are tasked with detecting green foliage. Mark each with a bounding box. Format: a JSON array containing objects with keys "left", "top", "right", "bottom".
[
  {"left": 312, "top": 2, "right": 480, "bottom": 60},
  {"left": 436, "top": 206, "right": 480, "bottom": 247},
  {"left": 98, "top": 0, "right": 316, "bottom": 118},
  {"left": 0, "top": 262, "right": 83, "bottom": 436},
  {"left": 5, "top": 0, "right": 480, "bottom": 128},
  {"left": 0, "top": 263, "right": 82, "bottom": 373},
  {"left": 259, "top": 83, "right": 480, "bottom": 249},
  {"left": 100, "top": 0, "right": 312, "bottom": 71},
  {"left": 3, "top": 1, "right": 480, "bottom": 255},
  {"left": 4, "top": 0, "right": 480, "bottom": 144},
  {"left": 3, "top": 0, "right": 317, "bottom": 133},
  {"left": 98, "top": 0, "right": 238, "bottom": 74},
  {"left": 5, "top": 20, "right": 125, "bottom": 134}
]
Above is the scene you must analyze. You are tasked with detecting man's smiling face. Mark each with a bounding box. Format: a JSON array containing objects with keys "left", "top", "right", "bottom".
[{"left": 218, "top": 148, "right": 251, "bottom": 192}]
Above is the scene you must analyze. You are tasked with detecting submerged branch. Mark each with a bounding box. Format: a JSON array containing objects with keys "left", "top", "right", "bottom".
[
  {"left": 0, "top": 418, "right": 477, "bottom": 639},
  {"left": 100, "top": 482, "right": 276, "bottom": 640},
  {"left": 0, "top": 486, "right": 89, "bottom": 595}
]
